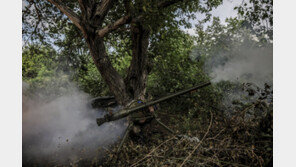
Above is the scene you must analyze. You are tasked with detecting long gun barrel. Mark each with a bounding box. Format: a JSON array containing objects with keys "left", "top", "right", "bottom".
[{"left": 96, "top": 82, "right": 211, "bottom": 126}]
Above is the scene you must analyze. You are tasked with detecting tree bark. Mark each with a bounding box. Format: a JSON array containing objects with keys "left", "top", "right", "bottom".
[
  {"left": 125, "top": 22, "right": 150, "bottom": 101},
  {"left": 86, "top": 30, "right": 132, "bottom": 105},
  {"left": 47, "top": 0, "right": 153, "bottom": 106}
]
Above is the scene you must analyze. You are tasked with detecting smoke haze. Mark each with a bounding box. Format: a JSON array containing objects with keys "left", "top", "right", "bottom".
[
  {"left": 22, "top": 82, "right": 127, "bottom": 165},
  {"left": 206, "top": 43, "right": 273, "bottom": 88},
  {"left": 200, "top": 34, "right": 273, "bottom": 107}
]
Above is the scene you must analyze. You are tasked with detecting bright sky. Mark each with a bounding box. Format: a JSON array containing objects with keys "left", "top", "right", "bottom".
[{"left": 184, "top": 0, "right": 244, "bottom": 36}]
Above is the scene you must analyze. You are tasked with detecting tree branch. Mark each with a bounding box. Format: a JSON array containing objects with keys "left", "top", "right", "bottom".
[
  {"left": 95, "top": 0, "right": 182, "bottom": 38},
  {"left": 96, "top": 15, "right": 132, "bottom": 37},
  {"left": 77, "top": 0, "right": 86, "bottom": 16},
  {"left": 93, "top": 0, "right": 114, "bottom": 21},
  {"left": 124, "top": 0, "right": 132, "bottom": 14},
  {"left": 77, "top": 0, "right": 96, "bottom": 22},
  {"left": 47, "top": 0, "right": 83, "bottom": 31},
  {"left": 157, "top": 0, "right": 185, "bottom": 9}
]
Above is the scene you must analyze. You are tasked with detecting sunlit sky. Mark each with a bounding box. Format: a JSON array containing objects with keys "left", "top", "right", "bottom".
[{"left": 184, "top": 0, "right": 243, "bottom": 36}]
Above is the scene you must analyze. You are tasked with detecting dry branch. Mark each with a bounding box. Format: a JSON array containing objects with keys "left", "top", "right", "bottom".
[{"left": 47, "top": 0, "right": 83, "bottom": 32}]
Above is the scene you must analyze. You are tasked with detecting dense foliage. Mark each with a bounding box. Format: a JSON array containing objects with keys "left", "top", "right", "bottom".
[
  {"left": 22, "top": 0, "right": 272, "bottom": 166},
  {"left": 235, "top": 0, "right": 273, "bottom": 39}
]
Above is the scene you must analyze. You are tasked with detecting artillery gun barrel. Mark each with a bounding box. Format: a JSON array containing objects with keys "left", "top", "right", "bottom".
[{"left": 97, "top": 82, "right": 211, "bottom": 126}]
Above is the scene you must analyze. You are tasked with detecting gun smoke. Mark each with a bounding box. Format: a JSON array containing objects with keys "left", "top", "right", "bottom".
[
  {"left": 205, "top": 42, "right": 273, "bottom": 88},
  {"left": 200, "top": 35, "right": 273, "bottom": 107},
  {"left": 22, "top": 82, "right": 127, "bottom": 165}
]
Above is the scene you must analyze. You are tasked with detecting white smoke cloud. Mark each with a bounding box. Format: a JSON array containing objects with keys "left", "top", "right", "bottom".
[
  {"left": 209, "top": 45, "right": 273, "bottom": 87},
  {"left": 22, "top": 82, "right": 127, "bottom": 165},
  {"left": 199, "top": 33, "right": 273, "bottom": 108}
]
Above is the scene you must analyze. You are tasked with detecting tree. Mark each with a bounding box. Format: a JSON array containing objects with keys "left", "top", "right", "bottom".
[
  {"left": 23, "top": 0, "right": 222, "bottom": 106},
  {"left": 235, "top": 0, "right": 273, "bottom": 39}
]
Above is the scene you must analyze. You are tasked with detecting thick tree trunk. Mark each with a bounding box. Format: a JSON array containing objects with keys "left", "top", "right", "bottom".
[
  {"left": 86, "top": 32, "right": 132, "bottom": 105},
  {"left": 74, "top": 1, "right": 151, "bottom": 106},
  {"left": 45, "top": 0, "right": 194, "bottom": 107},
  {"left": 125, "top": 23, "right": 150, "bottom": 101},
  {"left": 80, "top": 20, "right": 151, "bottom": 106}
]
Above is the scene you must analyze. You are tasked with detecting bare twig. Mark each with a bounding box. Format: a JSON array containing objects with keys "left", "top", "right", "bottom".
[
  {"left": 197, "top": 155, "right": 249, "bottom": 167},
  {"left": 130, "top": 136, "right": 176, "bottom": 167},
  {"left": 179, "top": 111, "right": 213, "bottom": 167}
]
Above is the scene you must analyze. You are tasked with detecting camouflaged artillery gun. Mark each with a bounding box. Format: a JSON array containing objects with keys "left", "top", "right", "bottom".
[
  {"left": 96, "top": 82, "right": 211, "bottom": 126},
  {"left": 96, "top": 82, "right": 211, "bottom": 152}
]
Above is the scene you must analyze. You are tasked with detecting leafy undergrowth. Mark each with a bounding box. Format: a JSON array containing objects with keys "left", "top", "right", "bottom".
[
  {"left": 24, "top": 84, "right": 272, "bottom": 167},
  {"left": 24, "top": 101, "right": 272, "bottom": 167},
  {"left": 100, "top": 100, "right": 272, "bottom": 167}
]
